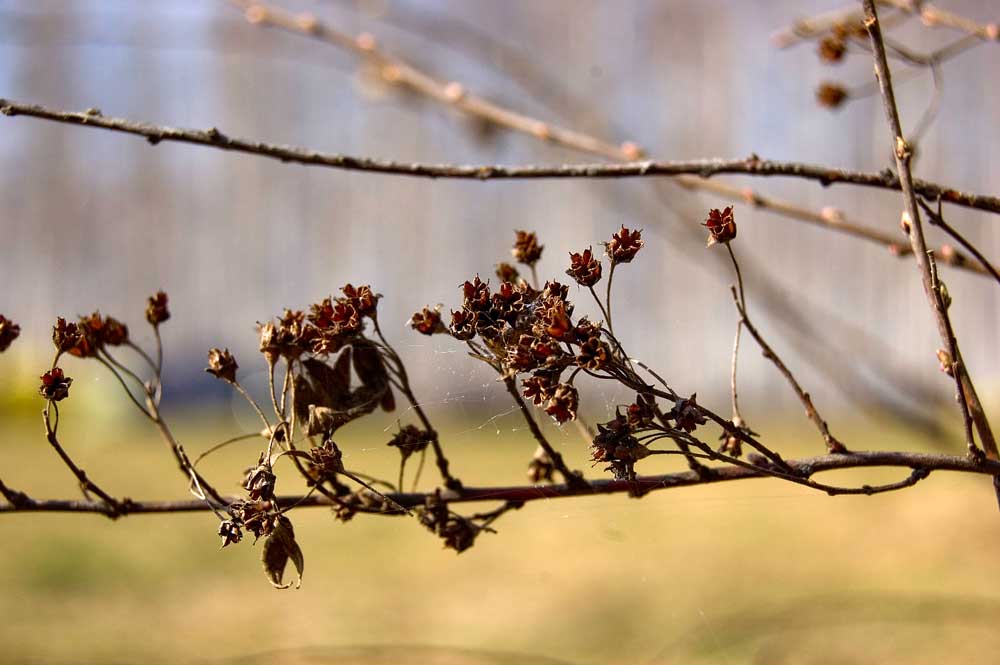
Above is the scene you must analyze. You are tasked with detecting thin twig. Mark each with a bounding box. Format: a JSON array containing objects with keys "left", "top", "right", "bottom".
[
  {"left": 727, "top": 243, "right": 845, "bottom": 454},
  {"left": 501, "top": 376, "right": 587, "bottom": 489},
  {"left": 372, "top": 319, "right": 462, "bottom": 490},
  {"left": 42, "top": 403, "right": 123, "bottom": 516},
  {"left": 730, "top": 320, "right": 744, "bottom": 424},
  {"left": 917, "top": 198, "right": 1000, "bottom": 288}
]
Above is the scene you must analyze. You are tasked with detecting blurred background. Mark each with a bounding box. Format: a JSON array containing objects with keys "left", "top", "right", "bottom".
[{"left": 0, "top": 1, "right": 999, "bottom": 663}]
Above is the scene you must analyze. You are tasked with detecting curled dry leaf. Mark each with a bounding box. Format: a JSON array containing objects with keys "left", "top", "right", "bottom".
[{"left": 261, "top": 515, "right": 304, "bottom": 589}]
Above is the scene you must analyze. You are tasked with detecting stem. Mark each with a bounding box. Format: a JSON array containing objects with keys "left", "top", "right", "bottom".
[
  {"left": 502, "top": 376, "right": 588, "bottom": 489},
  {"left": 373, "top": 318, "right": 462, "bottom": 490},
  {"left": 95, "top": 356, "right": 154, "bottom": 420},
  {"left": 725, "top": 244, "right": 845, "bottom": 454},
  {"left": 42, "top": 403, "right": 122, "bottom": 516},
  {"left": 730, "top": 320, "right": 744, "bottom": 423},
  {"left": 604, "top": 262, "right": 616, "bottom": 338},
  {"left": 862, "top": 1, "right": 995, "bottom": 465},
  {"left": 232, "top": 380, "right": 272, "bottom": 431}
]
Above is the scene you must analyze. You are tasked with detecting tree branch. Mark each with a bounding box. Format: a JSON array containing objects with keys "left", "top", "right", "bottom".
[
  {"left": 862, "top": 1, "right": 997, "bottom": 470},
  {"left": 2, "top": 98, "right": 999, "bottom": 215},
  {"left": 2, "top": 451, "right": 997, "bottom": 516}
]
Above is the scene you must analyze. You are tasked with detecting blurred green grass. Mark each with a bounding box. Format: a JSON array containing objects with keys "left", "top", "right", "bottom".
[{"left": 1, "top": 403, "right": 999, "bottom": 665}]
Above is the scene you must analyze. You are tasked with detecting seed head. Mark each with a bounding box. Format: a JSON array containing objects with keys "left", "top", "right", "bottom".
[
  {"left": 206, "top": 348, "right": 239, "bottom": 383},
  {"left": 511, "top": 230, "right": 543, "bottom": 266},
  {"left": 0, "top": 315, "right": 20, "bottom": 353},
  {"left": 605, "top": 226, "right": 644, "bottom": 264},
  {"left": 39, "top": 367, "right": 73, "bottom": 402},
  {"left": 816, "top": 82, "right": 848, "bottom": 109},
  {"left": 146, "top": 291, "right": 170, "bottom": 326},
  {"left": 409, "top": 306, "right": 446, "bottom": 336},
  {"left": 703, "top": 206, "right": 737, "bottom": 247},
  {"left": 566, "top": 247, "right": 603, "bottom": 287}
]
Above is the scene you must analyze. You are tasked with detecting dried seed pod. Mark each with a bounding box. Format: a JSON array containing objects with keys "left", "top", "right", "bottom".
[
  {"left": 145, "top": 291, "right": 170, "bottom": 326},
  {"left": 39, "top": 367, "right": 72, "bottom": 402},
  {"left": 0, "top": 315, "right": 20, "bottom": 353},
  {"left": 205, "top": 348, "right": 238, "bottom": 383}
]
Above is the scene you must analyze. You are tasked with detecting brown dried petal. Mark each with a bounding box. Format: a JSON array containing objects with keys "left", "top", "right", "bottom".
[
  {"left": 205, "top": 347, "right": 239, "bottom": 382},
  {"left": 342, "top": 284, "right": 379, "bottom": 318},
  {"left": 606, "top": 226, "right": 644, "bottom": 264},
  {"left": 703, "top": 207, "right": 737, "bottom": 247},
  {"left": 409, "top": 306, "right": 446, "bottom": 335},
  {"left": 261, "top": 515, "right": 304, "bottom": 589},
  {"left": 544, "top": 383, "right": 579, "bottom": 423},
  {"left": 39, "top": 367, "right": 72, "bottom": 401},
  {"left": 671, "top": 393, "right": 707, "bottom": 433},
  {"left": 566, "top": 247, "right": 603, "bottom": 287},
  {"left": 495, "top": 262, "right": 520, "bottom": 283},
  {"left": 449, "top": 309, "right": 478, "bottom": 341},
  {"left": 818, "top": 36, "right": 846, "bottom": 63},
  {"left": 816, "top": 82, "right": 848, "bottom": 109},
  {"left": 461, "top": 276, "right": 491, "bottom": 312},
  {"left": 0, "top": 315, "right": 20, "bottom": 353},
  {"left": 146, "top": 291, "right": 170, "bottom": 326},
  {"left": 511, "top": 230, "right": 543, "bottom": 266},
  {"left": 576, "top": 335, "right": 611, "bottom": 370},
  {"left": 218, "top": 520, "right": 243, "bottom": 548}
]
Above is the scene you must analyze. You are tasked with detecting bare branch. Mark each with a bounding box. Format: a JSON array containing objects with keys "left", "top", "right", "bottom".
[
  {"left": 862, "top": 1, "right": 997, "bottom": 468},
  {"left": 2, "top": 98, "right": 999, "bottom": 216},
  {"left": 3, "top": 451, "right": 997, "bottom": 516}
]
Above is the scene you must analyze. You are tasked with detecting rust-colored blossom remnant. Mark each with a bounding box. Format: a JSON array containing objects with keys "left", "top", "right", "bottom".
[
  {"left": 101, "top": 316, "right": 129, "bottom": 346},
  {"left": 590, "top": 414, "right": 649, "bottom": 480},
  {"left": 816, "top": 82, "right": 848, "bottom": 109},
  {"left": 671, "top": 394, "right": 707, "bottom": 433},
  {"left": 448, "top": 309, "right": 478, "bottom": 340},
  {"left": 39, "top": 367, "right": 72, "bottom": 401},
  {"left": 341, "top": 284, "right": 379, "bottom": 318},
  {"left": 495, "top": 262, "right": 520, "bottom": 283},
  {"left": 818, "top": 36, "right": 846, "bottom": 63},
  {"left": 605, "top": 226, "right": 644, "bottom": 264},
  {"left": 409, "top": 306, "right": 446, "bottom": 335},
  {"left": 218, "top": 520, "right": 243, "bottom": 548},
  {"left": 527, "top": 446, "right": 556, "bottom": 483},
  {"left": 387, "top": 425, "right": 435, "bottom": 462},
  {"left": 544, "top": 383, "right": 579, "bottom": 423},
  {"left": 512, "top": 230, "right": 543, "bottom": 266},
  {"left": 244, "top": 454, "right": 277, "bottom": 502},
  {"left": 259, "top": 309, "right": 321, "bottom": 360},
  {"left": 703, "top": 206, "right": 737, "bottom": 247},
  {"left": 0, "top": 315, "right": 20, "bottom": 353},
  {"left": 52, "top": 317, "right": 86, "bottom": 356},
  {"left": 76, "top": 312, "right": 130, "bottom": 353},
  {"left": 206, "top": 348, "right": 239, "bottom": 382},
  {"left": 566, "top": 247, "right": 602, "bottom": 287},
  {"left": 146, "top": 291, "right": 170, "bottom": 326},
  {"left": 418, "top": 492, "right": 479, "bottom": 553}
]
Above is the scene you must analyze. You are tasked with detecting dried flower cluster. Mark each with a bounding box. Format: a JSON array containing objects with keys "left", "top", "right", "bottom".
[{"left": 52, "top": 313, "right": 129, "bottom": 358}]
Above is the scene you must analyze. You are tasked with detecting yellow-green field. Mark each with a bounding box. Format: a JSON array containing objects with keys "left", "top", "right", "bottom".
[{"left": 1, "top": 401, "right": 999, "bottom": 665}]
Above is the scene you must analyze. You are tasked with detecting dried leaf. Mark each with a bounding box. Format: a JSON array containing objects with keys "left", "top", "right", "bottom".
[
  {"left": 380, "top": 386, "right": 396, "bottom": 412},
  {"left": 353, "top": 344, "right": 395, "bottom": 412},
  {"left": 261, "top": 516, "right": 304, "bottom": 589},
  {"left": 352, "top": 344, "right": 388, "bottom": 389},
  {"left": 295, "top": 350, "right": 354, "bottom": 429},
  {"left": 302, "top": 351, "right": 352, "bottom": 408},
  {"left": 293, "top": 374, "right": 318, "bottom": 427},
  {"left": 307, "top": 405, "right": 343, "bottom": 436}
]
